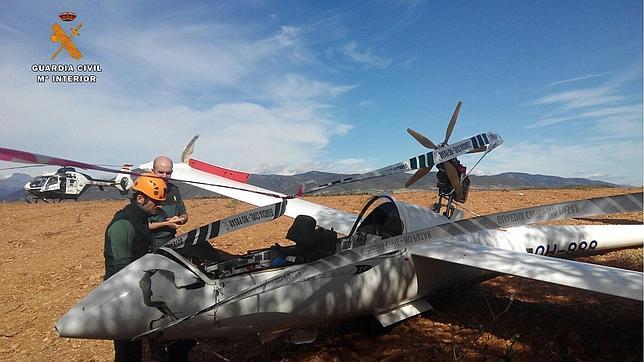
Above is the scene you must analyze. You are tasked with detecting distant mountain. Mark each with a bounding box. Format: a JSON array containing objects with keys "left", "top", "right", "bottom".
[
  {"left": 248, "top": 171, "right": 617, "bottom": 195},
  {"left": 0, "top": 173, "right": 32, "bottom": 201},
  {"left": 0, "top": 170, "right": 618, "bottom": 202},
  {"left": 468, "top": 172, "right": 616, "bottom": 189}
]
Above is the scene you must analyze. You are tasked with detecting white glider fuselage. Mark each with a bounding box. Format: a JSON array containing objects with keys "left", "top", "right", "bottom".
[{"left": 55, "top": 195, "right": 643, "bottom": 341}]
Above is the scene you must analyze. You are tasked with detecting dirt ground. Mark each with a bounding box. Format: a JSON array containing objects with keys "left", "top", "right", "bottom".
[{"left": 0, "top": 188, "right": 641, "bottom": 361}]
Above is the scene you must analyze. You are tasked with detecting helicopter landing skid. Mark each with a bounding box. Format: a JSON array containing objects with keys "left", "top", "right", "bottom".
[{"left": 25, "top": 196, "right": 40, "bottom": 204}]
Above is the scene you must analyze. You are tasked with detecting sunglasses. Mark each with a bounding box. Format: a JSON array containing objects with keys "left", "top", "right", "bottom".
[{"left": 147, "top": 197, "right": 163, "bottom": 206}]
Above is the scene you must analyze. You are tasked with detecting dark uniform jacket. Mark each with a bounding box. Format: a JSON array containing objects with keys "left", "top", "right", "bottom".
[
  {"left": 148, "top": 182, "right": 186, "bottom": 249},
  {"left": 103, "top": 200, "right": 154, "bottom": 280}
]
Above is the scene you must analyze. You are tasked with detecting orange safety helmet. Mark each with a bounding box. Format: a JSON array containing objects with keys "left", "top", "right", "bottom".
[{"left": 132, "top": 172, "right": 166, "bottom": 201}]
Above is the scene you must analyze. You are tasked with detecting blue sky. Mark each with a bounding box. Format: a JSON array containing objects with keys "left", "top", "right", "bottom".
[{"left": 0, "top": 1, "right": 642, "bottom": 185}]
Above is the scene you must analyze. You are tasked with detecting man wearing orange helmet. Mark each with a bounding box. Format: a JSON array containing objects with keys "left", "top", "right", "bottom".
[
  {"left": 148, "top": 156, "right": 188, "bottom": 250},
  {"left": 103, "top": 172, "right": 166, "bottom": 362}
]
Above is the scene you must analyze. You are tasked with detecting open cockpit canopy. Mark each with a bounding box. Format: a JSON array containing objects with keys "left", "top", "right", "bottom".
[{"left": 351, "top": 195, "right": 453, "bottom": 238}]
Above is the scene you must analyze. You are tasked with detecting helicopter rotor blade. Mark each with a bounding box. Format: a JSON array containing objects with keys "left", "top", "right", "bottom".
[
  {"left": 405, "top": 167, "right": 431, "bottom": 187},
  {"left": 443, "top": 101, "right": 462, "bottom": 145},
  {"left": 443, "top": 161, "right": 463, "bottom": 201},
  {"left": 0, "top": 147, "right": 125, "bottom": 175},
  {"left": 406, "top": 128, "right": 438, "bottom": 149},
  {"left": 0, "top": 164, "right": 48, "bottom": 171}
]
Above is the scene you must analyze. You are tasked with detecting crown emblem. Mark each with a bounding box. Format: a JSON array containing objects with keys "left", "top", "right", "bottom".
[{"left": 58, "top": 11, "right": 77, "bottom": 22}]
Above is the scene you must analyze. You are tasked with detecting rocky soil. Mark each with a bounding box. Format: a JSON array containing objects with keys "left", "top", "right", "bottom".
[{"left": 0, "top": 188, "right": 641, "bottom": 361}]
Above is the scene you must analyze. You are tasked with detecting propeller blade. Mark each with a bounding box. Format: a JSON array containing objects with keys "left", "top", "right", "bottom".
[
  {"left": 407, "top": 128, "right": 438, "bottom": 149},
  {"left": 467, "top": 146, "right": 487, "bottom": 154},
  {"left": 405, "top": 167, "right": 431, "bottom": 187},
  {"left": 443, "top": 162, "right": 463, "bottom": 200},
  {"left": 443, "top": 101, "right": 462, "bottom": 145}
]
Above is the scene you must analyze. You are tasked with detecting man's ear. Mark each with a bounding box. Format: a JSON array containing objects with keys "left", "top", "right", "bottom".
[{"left": 135, "top": 193, "right": 145, "bottom": 206}]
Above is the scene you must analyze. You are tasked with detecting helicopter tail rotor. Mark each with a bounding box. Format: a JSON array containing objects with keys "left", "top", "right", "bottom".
[{"left": 114, "top": 164, "right": 134, "bottom": 195}]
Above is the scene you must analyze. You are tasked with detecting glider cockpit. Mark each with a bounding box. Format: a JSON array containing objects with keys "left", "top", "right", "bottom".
[{"left": 179, "top": 195, "right": 454, "bottom": 281}]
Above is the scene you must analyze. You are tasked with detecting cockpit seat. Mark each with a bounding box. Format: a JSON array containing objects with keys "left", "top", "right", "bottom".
[
  {"left": 286, "top": 215, "right": 316, "bottom": 246},
  {"left": 285, "top": 215, "right": 337, "bottom": 261}
]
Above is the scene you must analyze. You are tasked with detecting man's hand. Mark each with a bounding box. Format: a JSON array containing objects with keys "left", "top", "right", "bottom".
[
  {"left": 164, "top": 216, "right": 185, "bottom": 229},
  {"left": 149, "top": 215, "right": 187, "bottom": 231}
]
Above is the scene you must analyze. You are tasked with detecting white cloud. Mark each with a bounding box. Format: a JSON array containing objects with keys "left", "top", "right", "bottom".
[
  {"left": 0, "top": 21, "right": 19, "bottom": 36},
  {"left": 93, "top": 22, "right": 282, "bottom": 91},
  {"left": 482, "top": 141, "right": 643, "bottom": 185},
  {"left": 531, "top": 86, "right": 623, "bottom": 111},
  {"left": 526, "top": 104, "right": 642, "bottom": 128},
  {"left": 526, "top": 67, "right": 642, "bottom": 138},
  {"left": 467, "top": 168, "right": 489, "bottom": 176},
  {"left": 0, "top": 16, "right": 364, "bottom": 177},
  {"left": 255, "top": 157, "right": 375, "bottom": 176},
  {"left": 440, "top": 70, "right": 642, "bottom": 184},
  {"left": 578, "top": 104, "right": 642, "bottom": 118},
  {"left": 0, "top": 81, "right": 356, "bottom": 174},
  {"left": 342, "top": 41, "right": 392, "bottom": 69},
  {"left": 526, "top": 116, "right": 573, "bottom": 128},
  {"left": 589, "top": 116, "right": 643, "bottom": 140},
  {"left": 268, "top": 73, "right": 356, "bottom": 101},
  {"left": 545, "top": 71, "right": 612, "bottom": 87},
  {"left": 276, "top": 26, "right": 300, "bottom": 46},
  {"left": 400, "top": 56, "right": 416, "bottom": 69},
  {"left": 359, "top": 100, "right": 375, "bottom": 108}
]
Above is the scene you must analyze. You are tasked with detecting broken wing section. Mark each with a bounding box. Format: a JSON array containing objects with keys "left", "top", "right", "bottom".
[{"left": 411, "top": 239, "right": 643, "bottom": 301}]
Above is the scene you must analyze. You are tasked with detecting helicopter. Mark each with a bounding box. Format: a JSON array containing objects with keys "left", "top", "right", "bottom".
[{"left": 23, "top": 165, "right": 133, "bottom": 203}]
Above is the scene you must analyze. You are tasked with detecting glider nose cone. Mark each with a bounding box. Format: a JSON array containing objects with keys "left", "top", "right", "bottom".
[
  {"left": 55, "top": 286, "right": 148, "bottom": 339},
  {"left": 56, "top": 303, "right": 85, "bottom": 337},
  {"left": 56, "top": 255, "right": 167, "bottom": 339}
]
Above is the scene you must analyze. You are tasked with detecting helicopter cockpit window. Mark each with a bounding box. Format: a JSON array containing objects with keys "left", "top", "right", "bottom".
[
  {"left": 29, "top": 176, "right": 47, "bottom": 188},
  {"left": 43, "top": 176, "right": 61, "bottom": 191}
]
